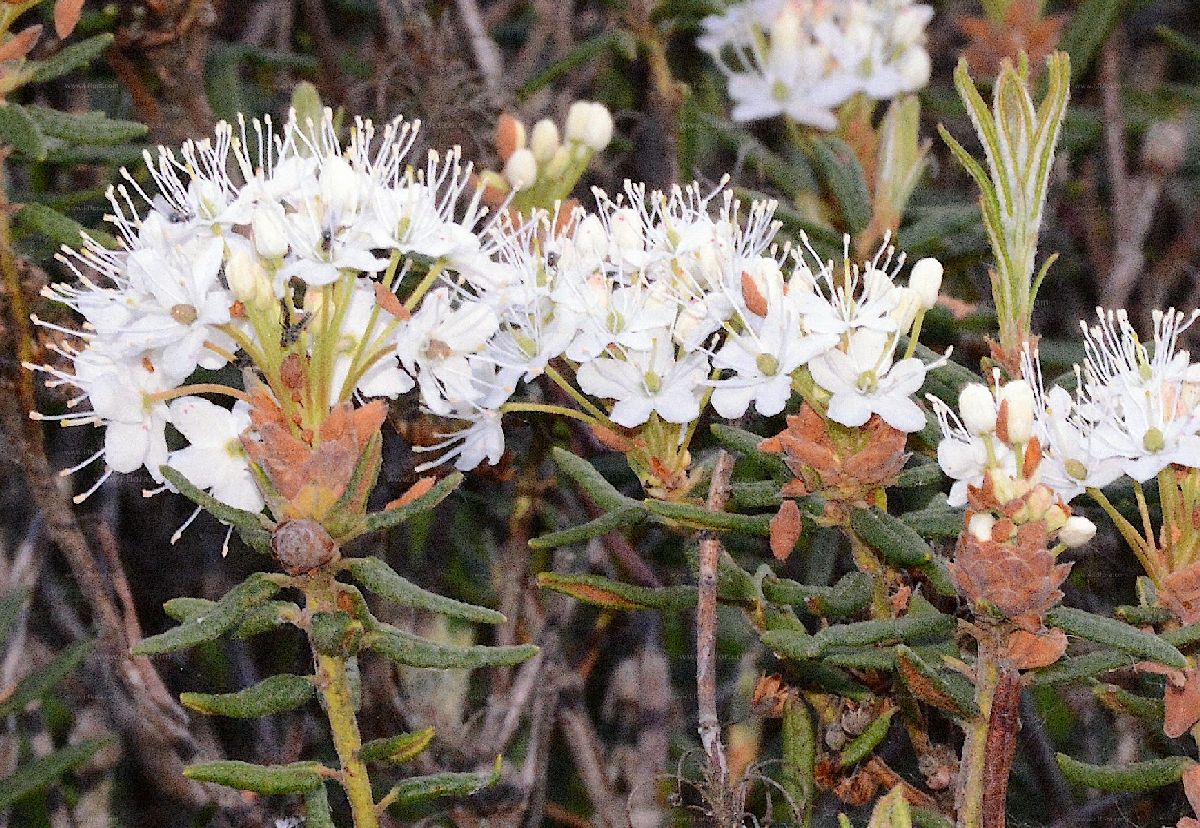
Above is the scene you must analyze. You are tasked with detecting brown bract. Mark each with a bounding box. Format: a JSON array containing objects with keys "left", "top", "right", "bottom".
[
  {"left": 950, "top": 516, "right": 1070, "bottom": 630},
  {"left": 241, "top": 389, "right": 387, "bottom": 523},
  {"left": 759, "top": 406, "right": 908, "bottom": 502},
  {"left": 1000, "top": 627, "right": 1067, "bottom": 670},
  {"left": 769, "top": 499, "right": 803, "bottom": 562},
  {"left": 1162, "top": 563, "right": 1200, "bottom": 625},
  {"left": 956, "top": 0, "right": 1065, "bottom": 78}
]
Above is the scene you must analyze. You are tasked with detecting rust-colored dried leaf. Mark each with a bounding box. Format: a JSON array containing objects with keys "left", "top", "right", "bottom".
[
  {"left": 54, "top": 0, "right": 84, "bottom": 38},
  {"left": 896, "top": 652, "right": 965, "bottom": 714},
  {"left": 373, "top": 282, "right": 411, "bottom": 320},
  {"left": 1022, "top": 436, "right": 1042, "bottom": 479},
  {"left": 1165, "top": 669, "right": 1200, "bottom": 739},
  {"left": 1001, "top": 628, "right": 1067, "bottom": 670},
  {"left": 770, "top": 499, "right": 803, "bottom": 561},
  {"left": 279, "top": 353, "right": 306, "bottom": 392},
  {"left": 740, "top": 271, "right": 769, "bottom": 316},
  {"left": 592, "top": 423, "right": 634, "bottom": 452},
  {"left": 385, "top": 476, "right": 436, "bottom": 510},
  {"left": 0, "top": 25, "right": 41, "bottom": 63},
  {"left": 956, "top": 0, "right": 1066, "bottom": 78},
  {"left": 1162, "top": 563, "right": 1200, "bottom": 625},
  {"left": 751, "top": 673, "right": 789, "bottom": 718},
  {"left": 1183, "top": 764, "right": 1200, "bottom": 818}
]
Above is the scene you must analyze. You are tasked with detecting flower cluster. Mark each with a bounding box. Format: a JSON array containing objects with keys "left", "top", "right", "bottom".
[
  {"left": 934, "top": 308, "right": 1200, "bottom": 506},
  {"left": 31, "top": 106, "right": 949, "bottom": 523},
  {"left": 698, "top": 0, "right": 933, "bottom": 127}
]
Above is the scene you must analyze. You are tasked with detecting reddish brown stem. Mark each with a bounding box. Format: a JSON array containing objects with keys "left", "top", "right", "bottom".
[{"left": 697, "top": 450, "right": 734, "bottom": 782}]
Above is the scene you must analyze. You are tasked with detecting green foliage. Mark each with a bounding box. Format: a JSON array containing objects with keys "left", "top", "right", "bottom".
[
  {"left": 839, "top": 707, "right": 896, "bottom": 768},
  {"left": 810, "top": 135, "right": 873, "bottom": 234},
  {"left": 0, "top": 104, "right": 46, "bottom": 161},
  {"left": 160, "top": 466, "right": 273, "bottom": 555},
  {"left": 1046, "top": 606, "right": 1187, "bottom": 669},
  {"left": 341, "top": 556, "right": 504, "bottom": 623},
  {"left": 362, "top": 472, "right": 464, "bottom": 533},
  {"left": 359, "top": 727, "right": 436, "bottom": 764},
  {"left": 0, "top": 739, "right": 113, "bottom": 809},
  {"left": 366, "top": 623, "right": 538, "bottom": 669},
  {"left": 183, "top": 760, "right": 326, "bottom": 794},
  {"left": 29, "top": 34, "right": 115, "bottom": 84},
  {"left": 1055, "top": 753, "right": 1194, "bottom": 793},
  {"left": 13, "top": 203, "right": 118, "bottom": 250},
  {"left": 181, "top": 674, "right": 315, "bottom": 718},
  {"left": 134, "top": 574, "right": 281, "bottom": 655},
  {"left": 382, "top": 757, "right": 502, "bottom": 810}
]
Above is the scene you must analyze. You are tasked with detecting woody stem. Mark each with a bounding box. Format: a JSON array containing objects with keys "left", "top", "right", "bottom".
[
  {"left": 957, "top": 630, "right": 1021, "bottom": 828},
  {"left": 957, "top": 635, "right": 1000, "bottom": 828}
]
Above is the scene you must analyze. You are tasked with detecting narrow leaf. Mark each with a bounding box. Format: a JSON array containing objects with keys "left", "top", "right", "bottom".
[
  {"left": 342, "top": 556, "right": 503, "bottom": 624},
  {"left": 0, "top": 586, "right": 31, "bottom": 645},
  {"left": 359, "top": 727, "right": 436, "bottom": 764},
  {"left": 181, "top": 674, "right": 314, "bottom": 718},
  {"left": 810, "top": 136, "right": 872, "bottom": 233},
  {"left": 368, "top": 624, "right": 538, "bottom": 669},
  {"left": 551, "top": 448, "right": 636, "bottom": 511},
  {"left": 23, "top": 105, "right": 147, "bottom": 145},
  {"left": 183, "top": 760, "right": 325, "bottom": 794},
  {"left": 304, "top": 785, "right": 335, "bottom": 828},
  {"left": 536, "top": 572, "right": 697, "bottom": 611},
  {"left": 839, "top": 707, "right": 896, "bottom": 767},
  {"left": 30, "top": 35, "right": 115, "bottom": 84},
  {"left": 160, "top": 465, "right": 272, "bottom": 554},
  {"left": 14, "top": 204, "right": 118, "bottom": 250},
  {"left": 1056, "top": 753, "right": 1193, "bottom": 792},
  {"left": 851, "top": 506, "right": 934, "bottom": 568},
  {"left": 0, "top": 738, "right": 111, "bottom": 808},
  {"left": 133, "top": 574, "right": 280, "bottom": 655},
  {"left": 1047, "top": 606, "right": 1187, "bottom": 669},
  {"left": 895, "top": 645, "right": 978, "bottom": 718},
  {"left": 382, "top": 758, "right": 500, "bottom": 809},
  {"left": 362, "top": 472, "right": 463, "bottom": 533},
  {"left": 0, "top": 104, "right": 46, "bottom": 160},
  {"left": 529, "top": 506, "right": 645, "bottom": 549}
]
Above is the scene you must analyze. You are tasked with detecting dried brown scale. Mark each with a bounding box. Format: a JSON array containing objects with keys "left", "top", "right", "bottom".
[{"left": 271, "top": 519, "right": 338, "bottom": 575}]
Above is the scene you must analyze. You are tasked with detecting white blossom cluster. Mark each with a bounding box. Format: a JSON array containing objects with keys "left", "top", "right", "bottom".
[
  {"left": 934, "top": 308, "right": 1200, "bottom": 507},
  {"left": 698, "top": 0, "right": 933, "bottom": 128},
  {"left": 31, "top": 109, "right": 948, "bottom": 519}
]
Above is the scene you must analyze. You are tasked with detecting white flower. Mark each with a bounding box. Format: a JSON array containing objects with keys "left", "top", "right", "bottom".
[
  {"left": 413, "top": 362, "right": 519, "bottom": 471},
  {"left": 931, "top": 394, "right": 1017, "bottom": 507},
  {"left": 166, "top": 396, "right": 264, "bottom": 513},
  {"left": 576, "top": 338, "right": 710, "bottom": 427},
  {"left": 329, "top": 281, "right": 415, "bottom": 401},
  {"left": 395, "top": 288, "right": 499, "bottom": 415},
  {"left": 808, "top": 329, "right": 928, "bottom": 432}
]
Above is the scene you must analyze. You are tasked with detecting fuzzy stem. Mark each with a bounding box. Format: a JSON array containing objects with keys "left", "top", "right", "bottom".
[
  {"left": 697, "top": 449, "right": 734, "bottom": 790},
  {"left": 304, "top": 577, "right": 378, "bottom": 828},
  {"left": 957, "top": 632, "right": 1021, "bottom": 828}
]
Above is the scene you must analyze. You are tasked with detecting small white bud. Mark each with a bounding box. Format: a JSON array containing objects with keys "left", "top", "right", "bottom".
[
  {"left": 770, "top": 4, "right": 803, "bottom": 55},
  {"left": 1059, "top": 515, "right": 1097, "bottom": 549},
  {"left": 958, "top": 383, "right": 997, "bottom": 435},
  {"left": 968, "top": 512, "right": 995, "bottom": 542},
  {"left": 999, "top": 380, "right": 1035, "bottom": 445},
  {"left": 909, "top": 258, "right": 943, "bottom": 310},
  {"left": 502, "top": 148, "right": 538, "bottom": 191},
  {"left": 896, "top": 48, "right": 932, "bottom": 91},
  {"left": 226, "top": 248, "right": 271, "bottom": 306},
  {"left": 582, "top": 103, "right": 613, "bottom": 151},
  {"left": 529, "top": 119, "right": 560, "bottom": 163},
  {"left": 251, "top": 203, "right": 290, "bottom": 259},
  {"left": 565, "top": 101, "right": 592, "bottom": 144}
]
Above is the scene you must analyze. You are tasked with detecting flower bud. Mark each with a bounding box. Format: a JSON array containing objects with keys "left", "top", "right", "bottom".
[
  {"left": 1059, "top": 515, "right": 1096, "bottom": 548},
  {"left": 888, "top": 286, "right": 920, "bottom": 331},
  {"left": 565, "top": 101, "right": 592, "bottom": 144},
  {"left": 226, "top": 248, "right": 272, "bottom": 306},
  {"left": 545, "top": 145, "right": 571, "bottom": 179},
  {"left": 502, "top": 148, "right": 538, "bottom": 190},
  {"left": 495, "top": 112, "right": 526, "bottom": 162},
  {"left": 530, "top": 118, "right": 560, "bottom": 163},
  {"left": 958, "top": 383, "right": 997, "bottom": 435},
  {"left": 968, "top": 512, "right": 995, "bottom": 542},
  {"left": 581, "top": 103, "right": 613, "bottom": 151},
  {"left": 909, "top": 258, "right": 942, "bottom": 309},
  {"left": 251, "top": 203, "right": 290, "bottom": 259},
  {"left": 896, "top": 48, "right": 931, "bottom": 90},
  {"left": 999, "top": 380, "right": 1035, "bottom": 445},
  {"left": 770, "top": 4, "right": 803, "bottom": 56}
]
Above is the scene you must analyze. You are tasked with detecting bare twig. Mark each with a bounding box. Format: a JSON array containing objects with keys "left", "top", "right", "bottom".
[
  {"left": 559, "top": 701, "right": 627, "bottom": 828},
  {"left": 454, "top": 0, "right": 503, "bottom": 93},
  {"left": 697, "top": 450, "right": 734, "bottom": 796}
]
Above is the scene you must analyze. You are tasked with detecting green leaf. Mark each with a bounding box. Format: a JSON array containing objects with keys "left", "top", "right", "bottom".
[
  {"left": 517, "top": 31, "right": 636, "bottom": 99},
  {"left": 29, "top": 35, "right": 115, "bottom": 84},
  {"left": 304, "top": 784, "right": 335, "bottom": 828},
  {"left": 183, "top": 760, "right": 325, "bottom": 794},
  {"left": 839, "top": 707, "right": 896, "bottom": 767},
  {"left": 1046, "top": 607, "right": 1187, "bottom": 670},
  {"left": 762, "top": 572, "right": 873, "bottom": 619},
  {"left": 382, "top": 757, "right": 501, "bottom": 809},
  {"left": 1161, "top": 621, "right": 1200, "bottom": 651},
  {"left": 528, "top": 506, "right": 645, "bottom": 550},
  {"left": 643, "top": 498, "right": 771, "bottom": 536},
  {"left": 163, "top": 596, "right": 215, "bottom": 622},
  {"left": 359, "top": 727, "right": 436, "bottom": 764},
  {"left": 181, "top": 674, "right": 314, "bottom": 718},
  {"left": 1059, "top": 0, "right": 1127, "bottom": 80},
  {"left": 0, "top": 104, "right": 46, "bottom": 160},
  {"left": 810, "top": 136, "right": 872, "bottom": 233},
  {"left": 160, "top": 465, "right": 272, "bottom": 554},
  {"left": 367, "top": 624, "right": 538, "bottom": 670},
  {"left": 895, "top": 645, "right": 978, "bottom": 718},
  {"left": 550, "top": 447, "right": 636, "bottom": 511},
  {"left": 851, "top": 506, "right": 934, "bottom": 568},
  {"left": 0, "top": 641, "right": 91, "bottom": 718},
  {"left": 1115, "top": 604, "right": 1175, "bottom": 626},
  {"left": 133, "top": 574, "right": 281, "bottom": 655},
  {"left": 0, "top": 738, "right": 112, "bottom": 808},
  {"left": 233, "top": 601, "right": 301, "bottom": 639},
  {"left": 1094, "top": 684, "right": 1164, "bottom": 726},
  {"left": 710, "top": 423, "right": 792, "bottom": 480},
  {"left": 1056, "top": 753, "right": 1193, "bottom": 793},
  {"left": 14, "top": 203, "right": 118, "bottom": 251},
  {"left": 361, "top": 472, "right": 463, "bottom": 534},
  {"left": 764, "top": 611, "right": 955, "bottom": 661},
  {"left": 893, "top": 458, "right": 943, "bottom": 488},
  {"left": 899, "top": 494, "right": 964, "bottom": 540},
  {"left": 781, "top": 697, "right": 816, "bottom": 825},
  {"left": 536, "top": 572, "right": 697, "bottom": 612},
  {"left": 0, "top": 586, "right": 30, "bottom": 646},
  {"left": 1026, "top": 650, "right": 1136, "bottom": 687},
  {"left": 310, "top": 611, "right": 364, "bottom": 656},
  {"left": 342, "top": 556, "right": 504, "bottom": 624},
  {"left": 1157, "top": 25, "right": 1200, "bottom": 62},
  {"left": 23, "top": 105, "right": 147, "bottom": 146}
]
